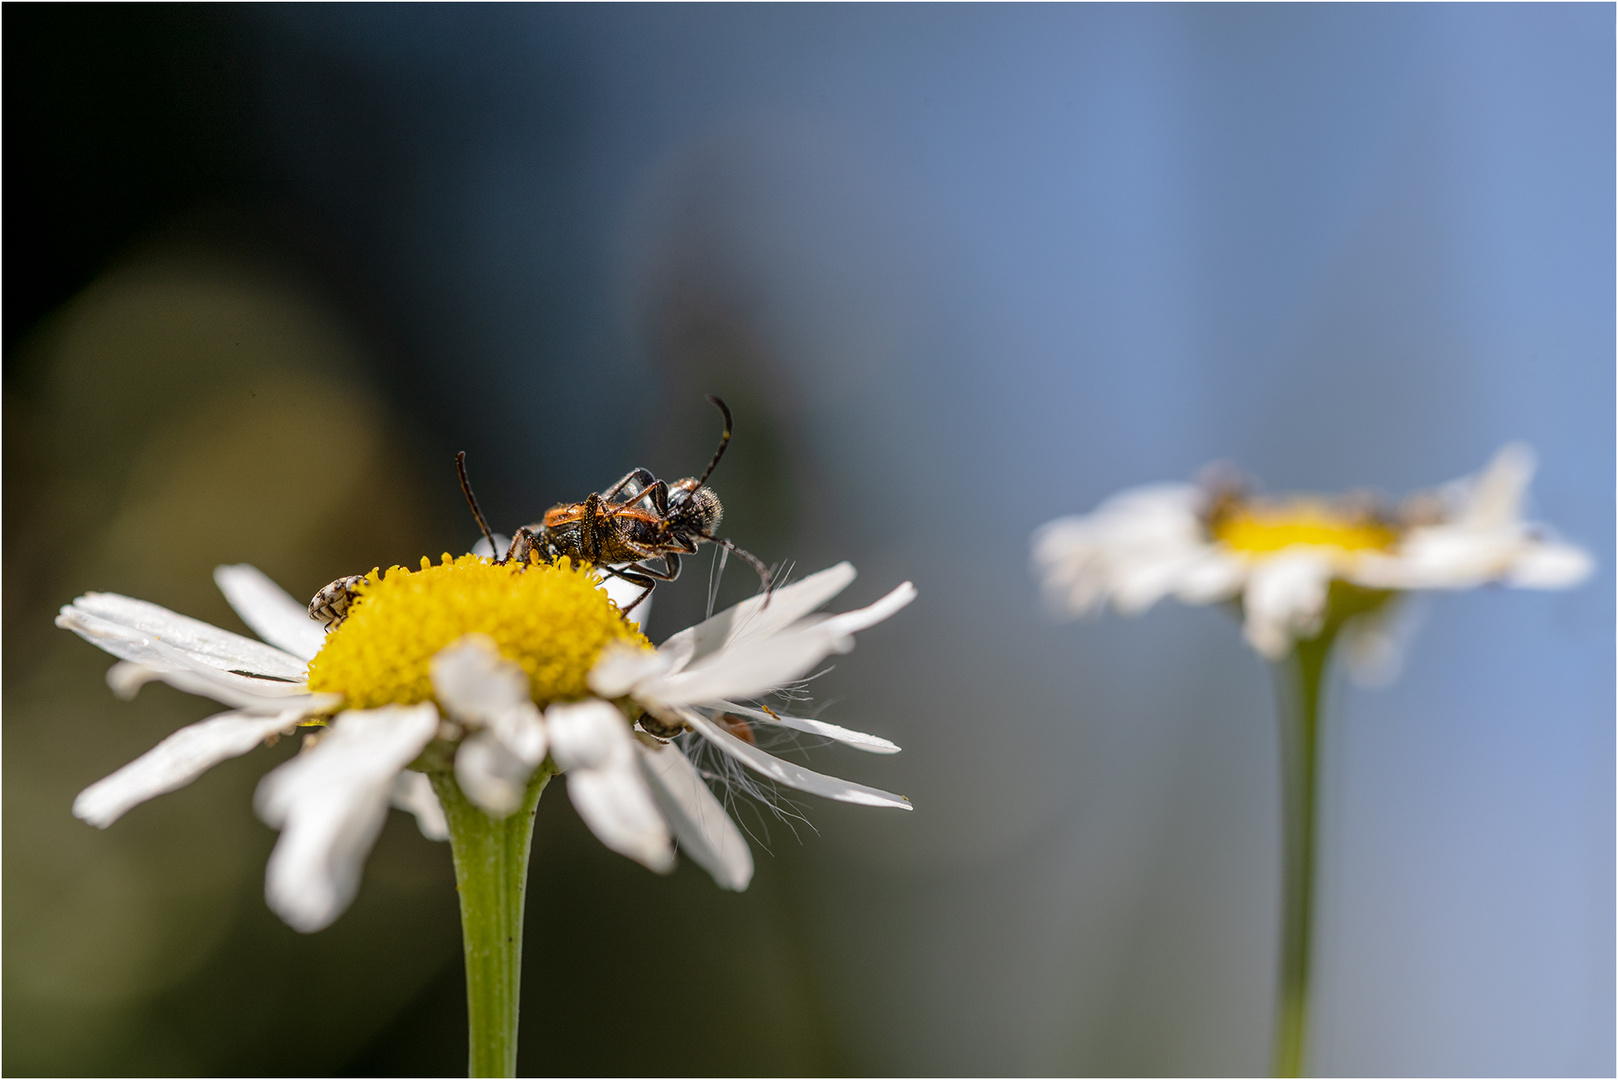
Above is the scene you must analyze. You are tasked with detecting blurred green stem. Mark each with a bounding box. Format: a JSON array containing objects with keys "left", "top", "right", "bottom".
[
  {"left": 431, "top": 765, "right": 554, "bottom": 1078},
  {"left": 1270, "top": 631, "right": 1333, "bottom": 1078}
]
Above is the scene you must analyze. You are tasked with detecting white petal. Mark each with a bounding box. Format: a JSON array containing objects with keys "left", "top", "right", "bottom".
[
  {"left": 454, "top": 730, "right": 536, "bottom": 818},
  {"left": 637, "top": 739, "right": 752, "bottom": 890},
  {"left": 1241, "top": 550, "right": 1335, "bottom": 660},
  {"left": 60, "top": 593, "right": 307, "bottom": 680},
  {"left": 471, "top": 533, "right": 511, "bottom": 560},
  {"left": 549, "top": 700, "right": 674, "bottom": 873},
  {"left": 599, "top": 569, "right": 653, "bottom": 632},
  {"left": 430, "top": 636, "right": 530, "bottom": 726},
  {"left": 390, "top": 771, "right": 449, "bottom": 841},
  {"left": 255, "top": 703, "right": 439, "bottom": 933},
  {"left": 1338, "top": 599, "right": 1424, "bottom": 689},
  {"left": 638, "top": 621, "right": 853, "bottom": 708},
  {"left": 490, "top": 704, "right": 548, "bottom": 766},
  {"left": 547, "top": 699, "right": 629, "bottom": 772},
  {"left": 1106, "top": 549, "right": 1207, "bottom": 614},
  {"left": 1505, "top": 539, "right": 1594, "bottom": 589},
  {"left": 588, "top": 641, "right": 675, "bottom": 699},
  {"left": 1454, "top": 443, "right": 1535, "bottom": 529},
  {"left": 818, "top": 582, "right": 918, "bottom": 637},
  {"left": 719, "top": 702, "right": 901, "bottom": 754},
  {"left": 1171, "top": 551, "right": 1247, "bottom": 604},
  {"left": 682, "top": 709, "right": 911, "bottom": 810},
  {"left": 1352, "top": 529, "right": 1499, "bottom": 589},
  {"left": 105, "top": 660, "right": 334, "bottom": 714},
  {"left": 637, "top": 582, "right": 915, "bottom": 709},
  {"left": 656, "top": 562, "right": 857, "bottom": 673},
  {"left": 73, "top": 707, "right": 308, "bottom": 828},
  {"left": 430, "top": 636, "right": 547, "bottom": 765},
  {"left": 1031, "top": 484, "right": 1216, "bottom": 619},
  {"left": 60, "top": 607, "right": 313, "bottom": 707},
  {"left": 213, "top": 565, "right": 327, "bottom": 662}
]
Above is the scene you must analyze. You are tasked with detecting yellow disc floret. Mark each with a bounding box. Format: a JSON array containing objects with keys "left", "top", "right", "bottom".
[
  {"left": 306, "top": 553, "right": 650, "bottom": 711},
  {"left": 1212, "top": 500, "right": 1398, "bottom": 557}
]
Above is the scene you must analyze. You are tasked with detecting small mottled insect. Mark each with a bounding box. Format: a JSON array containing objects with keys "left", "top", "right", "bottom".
[
  {"left": 498, "top": 396, "right": 771, "bottom": 615},
  {"left": 309, "top": 574, "right": 365, "bottom": 630}
]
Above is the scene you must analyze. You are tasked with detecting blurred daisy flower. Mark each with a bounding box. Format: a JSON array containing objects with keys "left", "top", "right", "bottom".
[
  {"left": 61, "top": 556, "right": 913, "bottom": 933},
  {"left": 1031, "top": 441, "right": 1590, "bottom": 1077},
  {"left": 1030, "top": 443, "right": 1591, "bottom": 667}
]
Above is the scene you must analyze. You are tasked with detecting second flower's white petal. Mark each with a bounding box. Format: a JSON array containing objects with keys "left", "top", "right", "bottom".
[
  {"left": 213, "top": 565, "right": 327, "bottom": 662},
  {"left": 1241, "top": 550, "right": 1334, "bottom": 660},
  {"left": 657, "top": 562, "right": 857, "bottom": 672},
  {"left": 1171, "top": 551, "right": 1247, "bottom": 605},
  {"left": 1032, "top": 484, "right": 1220, "bottom": 619},
  {"left": 255, "top": 703, "right": 439, "bottom": 933},
  {"left": 60, "top": 593, "right": 308, "bottom": 680},
  {"left": 719, "top": 703, "right": 901, "bottom": 754},
  {"left": 454, "top": 730, "right": 537, "bottom": 819},
  {"left": 637, "top": 739, "right": 752, "bottom": 890},
  {"left": 1505, "top": 539, "right": 1595, "bottom": 589},
  {"left": 1338, "top": 598, "right": 1424, "bottom": 689},
  {"left": 73, "top": 707, "right": 308, "bottom": 828},
  {"left": 682, "top": 709, "right": 912, "bottom": 810},
  {"left": 1454, "top": 443, "right": 1535, "bottom": 529},
  {"left": 548, "top": 701, "right": 675, "bottom": 873},
  {"left": 390, "top": 771, "right": 449, "bottom": 841}
]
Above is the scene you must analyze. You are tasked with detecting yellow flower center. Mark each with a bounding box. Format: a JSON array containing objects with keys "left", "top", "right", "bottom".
[
  {"left": 1211, "top": 500, "right": 1398, "bottom": 556},
  {"left": 306, "top": 553, "right": 650, "bottom": 711}
]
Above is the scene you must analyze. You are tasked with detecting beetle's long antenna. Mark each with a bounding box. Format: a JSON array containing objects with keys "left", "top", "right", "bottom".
[
  {"left": 455, "top": 451, "right": 500, "bottom": 562},
  {"left": 692, "top": 395, "right": 734, "bottom": 492},
  {"left": 700, "top": 532, "right": 772, "bottom": 605}
]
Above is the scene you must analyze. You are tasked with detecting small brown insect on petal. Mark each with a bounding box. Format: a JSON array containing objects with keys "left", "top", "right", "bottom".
[{"left": 714, "top": 712, "right": 756, "bottom": 746}]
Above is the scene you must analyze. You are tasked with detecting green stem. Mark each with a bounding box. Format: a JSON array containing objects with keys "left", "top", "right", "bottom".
[
  {"left": 430, "top": 765, "right": 554, "bottom": 1078},
  {"left": 1270, "top": 632, "right": 1332, "bottom": 1078}
]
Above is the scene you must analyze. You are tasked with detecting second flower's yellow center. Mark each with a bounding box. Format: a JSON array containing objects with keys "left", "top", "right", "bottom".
[
  {"left": 1211, "top": 500, "right": 1398, "bottom": 556},
  {"left": 306, "top": 553, "right": 650, "bottom": 711}
]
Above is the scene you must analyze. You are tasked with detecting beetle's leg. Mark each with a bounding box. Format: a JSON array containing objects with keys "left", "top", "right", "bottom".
[
  {"left": 602, "top": 467, "right": 657, "bottom": 506},
  {"left": 506, "top": 525, "right": 545, "bottom": 566},
  {"left": 578, "top": 493, "right": 605, "bottom": 563},
  {"left": 639, "top": 479, "right": 671, "bottom": 516},
  {"left": 601, "top": 565, "right": 660, "bottom": 616},
  {"left": 602, "top": 549, "right": 681, "bottom": 584}
]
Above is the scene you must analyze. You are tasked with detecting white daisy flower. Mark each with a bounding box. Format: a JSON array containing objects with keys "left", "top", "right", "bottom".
[
  {"left": 1031, "top": 443, "right": 1592, "bottom": 664},
  {"left": 60, "top": 554, "right": 913, "bottom": 932}
]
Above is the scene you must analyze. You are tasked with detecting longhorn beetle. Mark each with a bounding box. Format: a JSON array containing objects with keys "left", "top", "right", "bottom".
[
  {"left": 494, "top": 396, "right": 771, "bottom": 615},
  {"left": 310, "top": 397, "right": 772, "bottom": 629}
]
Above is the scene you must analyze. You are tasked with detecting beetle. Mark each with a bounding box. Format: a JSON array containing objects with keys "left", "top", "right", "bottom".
[
  {"left": 501, "top": 396, "right": 771, "bottom": 614},
  {"left": 309, "top": 397, "right": 771, "bottom": 629}
]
